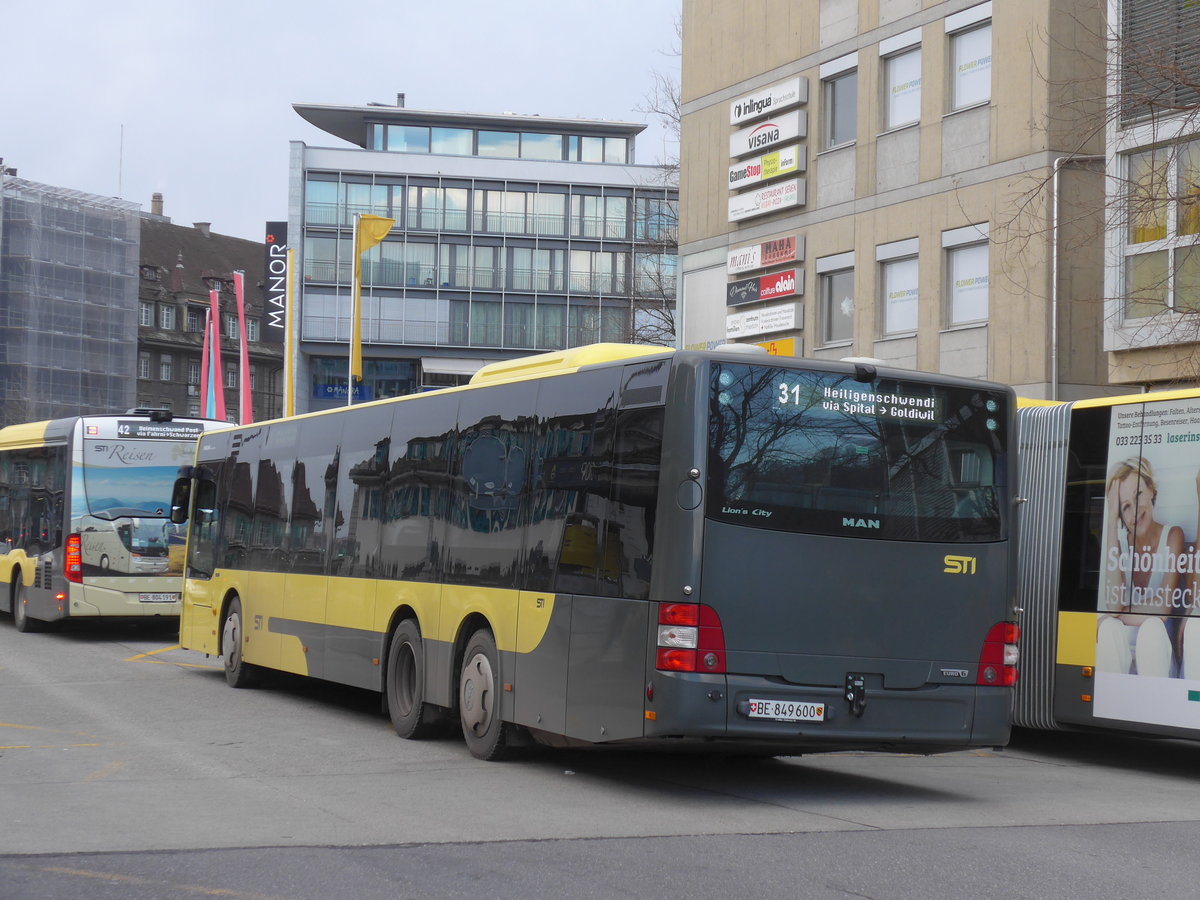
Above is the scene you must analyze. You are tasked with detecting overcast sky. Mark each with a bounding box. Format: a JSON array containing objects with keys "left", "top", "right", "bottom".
[{"left": 2, "top": 0, "right": 680, "bottom": 242}]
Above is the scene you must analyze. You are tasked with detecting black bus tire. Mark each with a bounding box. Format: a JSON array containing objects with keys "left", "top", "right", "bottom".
[
  {"left": 13, "top": 582, "right": 42, "bottom": 633},
  {"left": 386, "top": 619, "right": 440, "bottom": 739},
  {"left": 458, "top": 629, "right": 511, "bottom": 761},
  {"left": 222, "top": 596, "right": 257, "bottom": 688}
]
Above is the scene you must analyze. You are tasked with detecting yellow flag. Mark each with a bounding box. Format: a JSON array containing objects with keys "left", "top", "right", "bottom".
[
  {"left": 356, "top": 214, "right": 394, "bottom": 255},
  {"left": 350, "top": 215, "right": 394, "bottom": 386}
]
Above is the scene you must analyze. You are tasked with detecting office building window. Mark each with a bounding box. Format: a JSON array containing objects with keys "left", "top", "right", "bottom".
[
  {"left": 1123, "top": 141, "right": 1200, "bottom": 319},
  {"left": 944, "top": 226, "right": 990, "bottom": 324},
  {"left": 877, "top": 239, "right": 920, "bottom": 335},
  {"left": 820, "top": 265, "right": 855, "bottom": 344},
  {"left": 1120, "top": 0, "right": 1200, "bottom": 125},
  {"left": 159, "top": 304, "right": 176, "bottom": 330},
  {"left": 432, "top": 127, "right": 473, "bottom": 155},
  {"left": 186, "top": 307, "right": 202, "bottom": 332},
  {"left": 225, "top": 365, "right": 238, "bottom": 389},
  {"left": 247, "top": 318, "right": 260, "bottom": 342},
  {"left": 188, "top": 360, "right": 201, "bottom": 384},
  {"left": 884, "top": 46, "right": 922, "bottom": 129},
  {"left": 139, "top": 302, "right": 153, "bottom": 327},
  {"left": 823, "top": 68, "right": 858, "bottom": 148},
  {"left": 947, "top": 4, "right": 992, "bottom": 110}
]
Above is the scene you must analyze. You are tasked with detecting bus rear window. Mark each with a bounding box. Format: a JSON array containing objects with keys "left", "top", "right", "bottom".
[{"left": 706, "top": 363, "right": 1007, "bottom": 542}]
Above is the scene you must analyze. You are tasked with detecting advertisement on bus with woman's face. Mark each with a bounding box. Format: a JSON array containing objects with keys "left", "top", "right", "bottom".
[{"left": 1096, "top": 397, "right": 1200, "bottom": 728}]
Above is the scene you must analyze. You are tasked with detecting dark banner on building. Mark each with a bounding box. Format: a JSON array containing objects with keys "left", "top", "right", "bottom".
[{"left": 263, "top": 221, "right": 288, "bottom": 343}]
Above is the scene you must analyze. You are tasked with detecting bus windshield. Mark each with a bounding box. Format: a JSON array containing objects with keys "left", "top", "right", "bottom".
[
  {"left": 706, "top": 362, "right": 1008, "bottom": 542},
  {"left": 72, "top": 438, "right": 195, "bottom": 576}
]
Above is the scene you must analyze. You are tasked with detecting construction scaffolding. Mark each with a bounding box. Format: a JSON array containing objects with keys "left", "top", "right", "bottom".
[{"left": 0, "top": 176, "right": 140, "bottom": 427}]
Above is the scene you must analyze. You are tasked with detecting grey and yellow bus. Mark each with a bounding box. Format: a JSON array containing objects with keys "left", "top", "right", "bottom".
[
  {"left": 1016, "top": 388, "right": 1200, "bottom": 739},
  {"left": 172, "top": 344, "right": 1018, "bottom": 760},
  {"left": 0, "top": 410, "right": 219, "bottom": 632}
]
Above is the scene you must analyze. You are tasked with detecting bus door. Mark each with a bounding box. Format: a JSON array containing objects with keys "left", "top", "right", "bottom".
[{"left": 278, "top": 417, "right": 345, "bottom": 679}]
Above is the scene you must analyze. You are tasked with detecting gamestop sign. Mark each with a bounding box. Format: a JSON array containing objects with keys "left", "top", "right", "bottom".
[
  {"left": 729, "top": 109, "right": 806, "bottom": 157},
  {"left": 728, "top": 179, "right": 805, "bottom": 223},
  {"left": 728, "top": 144, "right": 806, "bottom": 190}
]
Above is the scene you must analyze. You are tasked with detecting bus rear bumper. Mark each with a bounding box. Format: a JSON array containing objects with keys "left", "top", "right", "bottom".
[{"left": 642, "top": 672, "right": 1012, "bottom": 753}]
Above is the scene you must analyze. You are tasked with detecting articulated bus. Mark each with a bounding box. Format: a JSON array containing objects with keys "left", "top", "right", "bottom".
[
  {"left": 172, "top": 344, "right": 1018, "bottom": 760},
  {"left": 1016, "top": 388, "right": 1200, "bottom": 740},
  {"left": 0, "top": 410, "right": 219, "bottom": 632}
]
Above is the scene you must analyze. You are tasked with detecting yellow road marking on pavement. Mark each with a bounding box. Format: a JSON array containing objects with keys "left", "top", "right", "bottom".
[
  {"left": 37, "top": 867, "right": 286, "bottom": 899},
  {"left": 124, "top": 644, "right": 221, "bottom": 670},
  {"left": 124, "top": 643, "right": 182, "bottom": 662},
  {"left": 1, "top": 723, "right": 102, "bottom": 750}
]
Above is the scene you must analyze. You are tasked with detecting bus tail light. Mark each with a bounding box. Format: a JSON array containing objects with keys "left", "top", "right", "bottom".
[
  {"left": 656, "top": 603, "right": 725, "bottom": 673},
  {"left": 977, "top": 622, "right": 1019, "bottom": 686},
  {"left": 64, "top": 534, "right": 83, "bottom": 584}
]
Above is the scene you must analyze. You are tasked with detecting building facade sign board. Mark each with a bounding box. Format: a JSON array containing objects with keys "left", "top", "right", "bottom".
[
  {"left": 727, "top": 235, "right": 805, "bottom": 275},
  {"left": 726, "top": 303, "right": 798, "bottom": 338},
  {"left": 729, "top": 76, "right": 808, "bottom": 125},
  {"left": 729, "top": 110, "right": 806, "bottom": 158},
  {"left": 728, "top": 179, "right": 805, "bottom": 222},
  {"left": 728, "top": 144, "right": 806, "bottom": 190}
]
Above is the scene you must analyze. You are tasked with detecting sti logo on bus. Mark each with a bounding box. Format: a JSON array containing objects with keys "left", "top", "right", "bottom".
[
  {"left": 944, "top": 555, "right": 977, "bottom": 575},
  {"left": 842, "top": 517, "right": 880, "bottom": 529}
]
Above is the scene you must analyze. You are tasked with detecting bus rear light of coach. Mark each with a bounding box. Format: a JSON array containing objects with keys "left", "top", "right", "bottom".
[
  {"left": 64, "top": 534, "right": 83, "bottom": 584},
  {"left": 656, "top": 603, "right": 726, "bottom": 673},
  {"left": 977, "top": 622, "right": 1020, "bottom": 686}
]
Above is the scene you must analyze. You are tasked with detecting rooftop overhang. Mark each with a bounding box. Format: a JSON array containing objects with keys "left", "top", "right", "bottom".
[{"left": 293, "top": 103, "right": 647, "bottom": 149}]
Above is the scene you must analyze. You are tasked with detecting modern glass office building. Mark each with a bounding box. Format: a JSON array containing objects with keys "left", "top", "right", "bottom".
[
  {"left": 289, "top": 100, "right": 678, "bottom": 412},
  {"left": 0, "top": 175, "right": 139, "bottom": 427}
]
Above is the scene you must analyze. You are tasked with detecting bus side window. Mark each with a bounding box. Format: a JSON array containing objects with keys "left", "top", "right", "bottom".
[
  {"left": 525, "top": 368, "right": 621, "bottom": 596},
  {"left": 187, "top": 460, "right": 224, "bottom": 579}
]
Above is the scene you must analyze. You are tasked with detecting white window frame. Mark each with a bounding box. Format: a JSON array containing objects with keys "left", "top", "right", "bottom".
[
  {"left": 139, "top": 302, "right": 153, "bottom": 327},
  {"left": 877, "top": 239, "right": 920, "bottom": 336},
  {"left": 1121, "top": 141, "right": 1200, "bottom": 321},
  {"left": 820, "top": 52, "right": 858, "bottom": 150},
  {"left": 816, "top": 251, "right": 856, "bottom": 345},
  {"left": 946, "top": 3, "right": 992, "bottom": 112},
  {"left": 137, "top": 352, "right": 151, "bottom": 380},
  {"left": 159, "top": 304, "right": 176, "bottom": 330},
  {"left": 943, "top": 224, "right": 991, "bottom": 325},
  {"left": 881, "top": 29, "right": 922, "bottom": 131},
  {"left": 159, "top": 354, "right": 173, "bottom": 382}
]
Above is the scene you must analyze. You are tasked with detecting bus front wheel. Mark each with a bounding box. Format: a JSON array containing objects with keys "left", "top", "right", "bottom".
[
  {"left": 386, "top": 619, "right": 441, "bottom": 740},
  {"left": 12, "top": 582, "right": 42, "bottom": 633},
  {"left": 222, "top": 596, "right": 257, "bottom": 689},
  {"left": 458, "top": 629, "right": 511, "bottom": 761}
]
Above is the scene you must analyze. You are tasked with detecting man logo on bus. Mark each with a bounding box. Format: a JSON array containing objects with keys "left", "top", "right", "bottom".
[
  {"left": 842, "top": 517, "right": 881, "bottom": 529},
  {"left": 944, "top": 555, "right": 977, "bottom": 575}
]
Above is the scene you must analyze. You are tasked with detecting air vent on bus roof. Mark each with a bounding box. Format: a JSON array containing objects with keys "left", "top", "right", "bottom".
[{"left": 125, "top": 408, "right": 174, "bottom": 422}]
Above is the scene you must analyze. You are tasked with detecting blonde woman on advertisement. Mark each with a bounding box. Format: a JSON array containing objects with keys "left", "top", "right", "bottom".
[{"left": 1096, "top": 457, "right": 1184, "bottom": 677}]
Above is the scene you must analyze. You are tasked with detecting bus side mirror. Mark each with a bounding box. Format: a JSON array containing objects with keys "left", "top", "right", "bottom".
[{"left": 169, "top": 477, "right": 191, "bottom": 525}]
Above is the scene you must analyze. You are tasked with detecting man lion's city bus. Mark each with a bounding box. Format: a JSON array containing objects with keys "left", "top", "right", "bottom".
[
  {"left": 1016, "top": 388, "right": 1200, "bottom": 740},
  {"left": 0, "top": 410, "right": 219, "bottom": 632},
  {"left": 172, "top": 344, "right": 1019, "bottom": 760}
]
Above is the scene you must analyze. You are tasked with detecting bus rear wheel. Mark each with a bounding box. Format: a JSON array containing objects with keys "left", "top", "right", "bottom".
[
  {"left": 222, "top": 596, "right": 257, "bottom": 688},
  {"left": 386, "top": 619, "right": 440, "bottom": 739},
  {"left": 458, "top": 629, "right": 511, "bottom": 761},
  {"left": 13, "top": 582, "right": 42, "bottom": 633}
]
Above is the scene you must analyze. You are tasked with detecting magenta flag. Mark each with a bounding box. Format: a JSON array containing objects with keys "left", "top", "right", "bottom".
[{"left": 233, "top": 271, "right": 253, "bottom": 424}]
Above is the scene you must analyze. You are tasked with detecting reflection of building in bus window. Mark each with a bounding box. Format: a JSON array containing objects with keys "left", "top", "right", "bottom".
[{"left": 1096, "top": 457, "right": 1183, "bottom": 677}]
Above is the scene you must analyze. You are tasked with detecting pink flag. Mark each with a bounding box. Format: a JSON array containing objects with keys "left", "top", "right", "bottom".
[
  {"left": 233, "top": 271, "right": 253, "bottom": 424},
  {"left": 209, "top": 289, "right": 227, "bottom": 420},
  {"left": 199, "top": 308, "right": 212, "bottom": 418}
]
